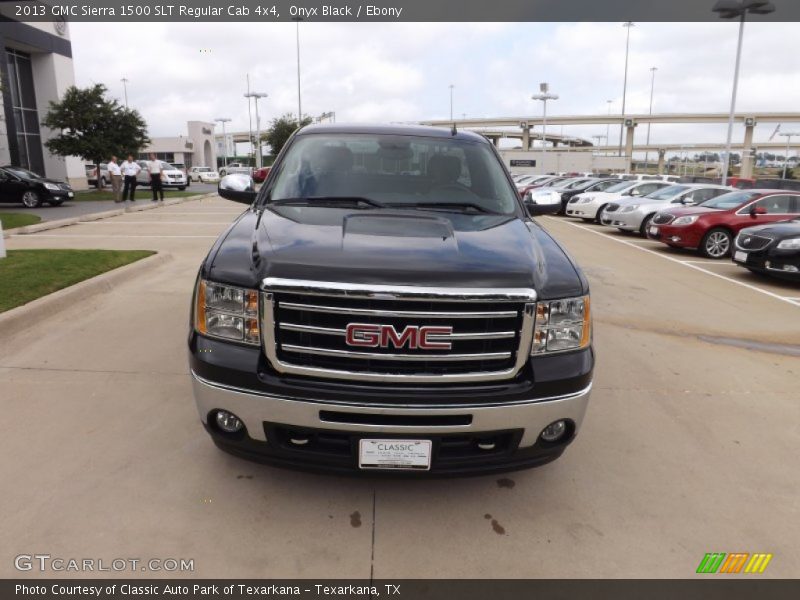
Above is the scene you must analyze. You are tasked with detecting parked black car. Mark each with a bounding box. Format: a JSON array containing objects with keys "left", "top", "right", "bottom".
[
  {"left": 733, "top": 218, "right": 800, "bottom": 281},
  {"left": 0, "top": 166, "right": 74, "bottom": 207},
  {"left": 556, "top": 178, "right": 619, "bottom": 214}
]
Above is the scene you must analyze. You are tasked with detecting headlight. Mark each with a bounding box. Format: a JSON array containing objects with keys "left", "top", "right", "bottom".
[
  {"left": 620, "top": 204, "right": 639, "bottom": 212},
  {"left": 776, "top": 237, "right": 800, "bottom": 250},
  {"left": 194, "top": 279, "right": 260, "bottom": 345},
  {"left": 44, "top": 183, "right": 60, "bottom": 191},
  {"left": 531, "top": 296, "right": 591, "bottom": 355},
  {"left": 672, "top": 215, "right": 699, "bottom": 226},
  {"left": 579, "top": 196, "right": 594, "bottom": 204}
]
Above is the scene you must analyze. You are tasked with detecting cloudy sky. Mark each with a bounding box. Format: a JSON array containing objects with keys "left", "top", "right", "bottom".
[{"left": 69, "top": 21, "right": 800, "bottom": 151}]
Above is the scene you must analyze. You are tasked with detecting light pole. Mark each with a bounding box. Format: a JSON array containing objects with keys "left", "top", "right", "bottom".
[
  {"left": 215, "top": 118, "right": 231, "bottom": 168},
  {"left": 606, "top": 100, "right": 613, "bottom": 155},
  {"left": 293, "top": 17, "right": 303, "bottom": 124},
  {"left": 244, "top": 92, "right": 268, "bottom": 168},
  {"left": 644, "top": 67, "right": 657, "bottom": 170},
  {"left": 619, "top": 22, "right": 634, "bottom": 156},
  {"left": 531, "top": 83, "right": 558, "bottom": 174},
  {"left": 779, "top": 132, "right": 799, "bottom": 179},
  {"left": 121, "top": 77, "right": 129, "bottom": 108},
  {"left": 713, "top": 0, "right": 776, "bottom": 185},
  {"left": 449, "top": 84, "right": 454, "bottom": 120}
]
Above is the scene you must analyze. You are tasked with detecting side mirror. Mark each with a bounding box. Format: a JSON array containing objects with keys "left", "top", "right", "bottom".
[
  {"left": 749, "top": 205, "right": 767, "bottom": 218},
  {"left": 218, "top": 174, "right": 257, "bottom": 204},
  {"left": 681, "top": 197, "right": 695, "bottom": 205}
]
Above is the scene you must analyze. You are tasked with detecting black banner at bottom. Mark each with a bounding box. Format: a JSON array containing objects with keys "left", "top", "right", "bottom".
[{"left": 4, "top": 580, "right": 800, "bottom": 600}]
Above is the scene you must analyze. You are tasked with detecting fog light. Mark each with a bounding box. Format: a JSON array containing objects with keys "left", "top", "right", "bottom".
[
  {"left": 215, "top": 410, "right": 243, "bottom": 433},
  {"left": 540, "top": 420, "right": 567, "bottom": 442}
]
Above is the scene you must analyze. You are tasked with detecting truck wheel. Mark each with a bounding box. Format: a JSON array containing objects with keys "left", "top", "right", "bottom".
[
  {"left": 700, "top": 228, "right": 732, "bottom": 259},
  {"left": 22, "top": 191, "right": 42, "bottom": 208}
]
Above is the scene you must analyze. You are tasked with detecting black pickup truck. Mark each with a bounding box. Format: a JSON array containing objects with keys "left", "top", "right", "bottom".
[{"left": 189, "top": 124, "right": 593, "bottom": 475}]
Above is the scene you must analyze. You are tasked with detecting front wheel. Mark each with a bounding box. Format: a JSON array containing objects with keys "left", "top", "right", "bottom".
[
  {"left": 700, "top": 228, "right": 732, "bottom": 259},
  {"left": 639, "top": 213, "right": 656, "bottom": 237},
  {"left": 594, "top": 204, "right": 607, "bottom": 224},
  {"left": 22, "top": 190, "right": 42, "bottom": 208}
]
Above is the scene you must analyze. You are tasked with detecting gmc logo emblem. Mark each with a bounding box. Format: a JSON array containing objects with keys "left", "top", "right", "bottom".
[{"left": 345, "top": 323, "right": 453, "bottom": 350}]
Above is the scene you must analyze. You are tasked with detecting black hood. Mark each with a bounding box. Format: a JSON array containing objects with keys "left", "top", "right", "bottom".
[
  {"left": 204, "top": 207, "right": 586, "bottom": 300},
  {"left": 740, "top": 219, "right": 800, "bottom": 238}
]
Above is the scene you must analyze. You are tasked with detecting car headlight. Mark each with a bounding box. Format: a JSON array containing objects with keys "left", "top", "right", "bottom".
[
  {"left": 672, "top": 215, "right": 699, "bottom": 226},
  {"left": 776, "top": 237, "right": 800, "bottom": 250},
  {"left": 44, "top": 183, "right": 60, "bottom": 191},
  {"left": 620, "top": 204, "right": 639, "bottom": 212},
  {"left": 194, "top": 279, "right": 260, "bottom": 345},
  {"left": 580, "top": 196, "right": 593, "bottom": 204},
  {"left": 531, "top": 295, "right": 591, "bottom": 355}
]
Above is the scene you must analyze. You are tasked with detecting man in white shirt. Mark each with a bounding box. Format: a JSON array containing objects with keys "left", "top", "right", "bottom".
[
  {"left": 107, "top": 156, "right": 122, "bottom": 202},
  {"left": 148, "top": 153, "right": 164, "bottom": 202},
  {"left": 120, "top": 154, "right": 141, "bottom": 202}
]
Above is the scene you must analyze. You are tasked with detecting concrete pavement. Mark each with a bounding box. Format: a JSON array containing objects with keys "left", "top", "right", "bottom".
[{"left": 1, "top": 197, "right": 798, "bottom": 578}]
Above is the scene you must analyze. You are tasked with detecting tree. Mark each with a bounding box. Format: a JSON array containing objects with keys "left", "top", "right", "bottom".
[
  {"left": 42, "top": 84, "right": 149, "bottom": 188},
  {"left": 263, "top": 113, "right": 313, "bottom": 157}
]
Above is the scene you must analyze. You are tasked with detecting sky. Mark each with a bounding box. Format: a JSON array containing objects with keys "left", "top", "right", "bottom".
[{"left": 69, "top": 21, "right": 800, "bottom": 152}]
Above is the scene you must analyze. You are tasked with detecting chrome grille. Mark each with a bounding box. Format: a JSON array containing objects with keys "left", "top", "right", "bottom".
[
  {"left": 261, "top": 278, "right": 536, "bottom": 383},
  {"left": 652, "top": 213, "right": 674, "bottom": 225},
  {"left": 735, "top": 233, "right": 772, "bottom": 251}
]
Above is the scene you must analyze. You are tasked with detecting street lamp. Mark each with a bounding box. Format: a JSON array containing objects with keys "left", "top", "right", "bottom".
[
  {"left": 214, "top": 117, "right": 231, "bottom": 168},
  {"left": 619, "top": 22, "right": 634, "bottom": 156},
  {"left": 779, "top": 132, "right": 799, "bottom": 179},
  {"left": 244, "top": 92, "right": 268, "bottom": 168},
  {"left": 531, "top": 83, "right": 558, "bottom": 174},
  {"left": 293, "top": 17, "right": 303, "bottom": 124},
  {"left": 449, "top": 84, "right": 455, "bottom": 120},
  {"left": 606, "top": 99, "right": 613, "bottom": 154},
  {"left": 713, "top": 0, "right": 776, "bottom": 185},
  {"left": 120, "top": 77, "right": 129, "bottom": 108},
  {"left": 644, "top": 67, "right": 657, "bottom": 170}
]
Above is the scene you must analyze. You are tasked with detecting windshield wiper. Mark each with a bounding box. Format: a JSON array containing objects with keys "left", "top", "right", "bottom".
[
  {"left": 386, "top": 202, "right": 499, "bottom": 215},
  {"left": 271, "top": 196, "right": 386, "bottom": 209}
]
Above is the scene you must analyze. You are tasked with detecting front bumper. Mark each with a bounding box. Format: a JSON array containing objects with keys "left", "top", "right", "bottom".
[
  {"left": 191, "top": 370, "right": 591, "bottom": 475},
  {"left": 600, "top": 209, "right": 642, "bottom": 231},
  {"left": 647, "top": 224, "right": 702, "bottom": 248},
  {"left": 565, "top": 203, "right": 599, "bottom": 219},
  {"left": 733, "top": 247, "right": 800, "bottom": 280}
]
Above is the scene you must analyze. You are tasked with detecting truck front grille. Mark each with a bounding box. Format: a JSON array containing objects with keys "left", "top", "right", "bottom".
[{"left": 261, "top": 279, "right": 536, "bottom": 383}]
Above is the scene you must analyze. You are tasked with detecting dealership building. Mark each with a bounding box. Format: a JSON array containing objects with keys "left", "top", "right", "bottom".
[
  {"left": 139, "top": 121, "right": 218, "bottom": 168},
  {"left": 0, "top": 16, "right": 87, "bottom": 188}
]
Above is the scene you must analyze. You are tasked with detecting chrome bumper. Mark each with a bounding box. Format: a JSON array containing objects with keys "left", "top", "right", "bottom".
[
  {"left": 191, "top": 371, "right": 592, "bottom": 447},
  {"left": 601, "top": 211, "right": 641, "bottom": 230}
]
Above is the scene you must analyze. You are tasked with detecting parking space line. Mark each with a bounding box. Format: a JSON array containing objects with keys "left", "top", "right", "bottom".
[
  {"left": 12, "top": 234, "right": 219, "bottom": 238},
  {"left": 77, "top": 221, "right": 233, "bottom": 225},
  {"left": 544, "top": 217, "right": 800, "bottom": 308}
]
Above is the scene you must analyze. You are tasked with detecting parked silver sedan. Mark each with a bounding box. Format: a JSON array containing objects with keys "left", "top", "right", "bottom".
[{"left": 599, "top": 184, "right": 732, "bottom": 236}]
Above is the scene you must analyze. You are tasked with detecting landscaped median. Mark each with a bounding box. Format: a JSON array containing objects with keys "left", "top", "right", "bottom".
[
  {"left": 0, "top": 249, "right": 155, "bottom": 313},
  {"left": 0, "top": 213, "right": 42, "bottom": 231},
  {"left": 74, "top": 189, "right": 198, "bottom": 201}
]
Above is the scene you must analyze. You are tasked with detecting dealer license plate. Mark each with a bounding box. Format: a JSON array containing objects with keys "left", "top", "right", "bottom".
[
  {"left": 649, "top": 226, "right": 659, "bottom": 236},
  {"left": 734, "top": 251, "right": 748, "bottom": 263},
  {"left": 358, "top": 439, "right": 432, "bottom": 471}
]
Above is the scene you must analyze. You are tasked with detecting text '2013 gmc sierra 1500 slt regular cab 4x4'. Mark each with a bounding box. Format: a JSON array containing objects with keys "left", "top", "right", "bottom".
[{"left": 189, "top": 124, "right": 594, "bottom": 475}]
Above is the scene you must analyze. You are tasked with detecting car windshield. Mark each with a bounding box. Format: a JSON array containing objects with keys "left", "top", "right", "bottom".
[
  {"left": 698, "top": 191, "right": 761, "bottom": 209},
  {"left": 195, "top": 167, "right": 211, "bottom": 172},
  {"left": 268, "top": 133, "right": 519, "bottom": 214},
  {"left": 645, "top": 185, "right": 689, "bottom": 200},
  {"left": 603, "top": 180, "right": 637, "bottom": 193},
  {"left": 5, "top": 166, "right": 41, "bottom": 179}
]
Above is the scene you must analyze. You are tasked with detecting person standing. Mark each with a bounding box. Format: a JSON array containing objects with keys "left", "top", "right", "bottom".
[
  {"left": 148, "top": 153, "right": 164, "bottom": 202},
  {"left": 107, "top": 156, "right": 122, "bottom": 202},
  {"left": 120, "top": 154, "right": 141, "bottom": 202}
]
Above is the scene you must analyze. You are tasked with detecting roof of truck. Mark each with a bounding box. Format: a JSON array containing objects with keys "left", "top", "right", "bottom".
[{"left": 296, "top": 123, "right": 489, "bottom": 143}]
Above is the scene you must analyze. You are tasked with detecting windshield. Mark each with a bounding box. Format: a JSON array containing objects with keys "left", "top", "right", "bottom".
[
  {"left": 603, "top": 180, "right": 637, "bottom": 193},
  {"left": 699, "top": 191, "right": 761, "bottom": 209},
  {"left": 195, "top": 167, "right": 211, "bottom": 172},
  {"left": 268, "top": 133, "right": 519, "bottom": 214},
  {"left": 645, "top": 185, "right": 689, "bottom": 200},
  {"left": 5, "top": 166, "right": 41, "bottom": 179}
]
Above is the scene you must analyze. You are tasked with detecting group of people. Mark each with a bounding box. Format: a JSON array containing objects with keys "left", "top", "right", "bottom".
[{"left": 105, "top": 153, "right": 166, "bottom": 203}]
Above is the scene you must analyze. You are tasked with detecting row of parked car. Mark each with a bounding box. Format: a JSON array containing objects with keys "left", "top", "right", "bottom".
[
  {"left": 85, "top": 162, "right": 226, "bottom": 189},
  {"left": 511, "top": 172, "right": 800, "bottom": 282}
]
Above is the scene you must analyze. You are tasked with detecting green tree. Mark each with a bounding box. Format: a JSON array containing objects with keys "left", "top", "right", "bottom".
[
  {"left": 263, "top": 113, "right": 313, "bottom": 157},
  {"left": 41, "top": 84, "right": 149, "bottom": 188}
]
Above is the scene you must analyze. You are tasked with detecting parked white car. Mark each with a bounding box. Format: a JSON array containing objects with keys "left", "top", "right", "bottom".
[
  {"left": 565, "top": 180, "right": 671, "bottom": 222},
  {"left": 218, "top": 162, "right": 252, "bottom": 177},
  {"left": 85, "top": 163, "right": 108, "bottom": 187},
  {"left": 189, "top": 166, "right": 221, "bottom": 183},
  {"left": 599, "top": 184, "right": 733, "bottom": 235},
  {"left": 136, "top": 160, "right": 188, "bottom": 190}
]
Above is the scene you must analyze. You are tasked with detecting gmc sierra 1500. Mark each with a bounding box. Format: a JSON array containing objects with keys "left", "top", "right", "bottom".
[{"left": 189, "top": 124, "right": 593, "bottom": 475}]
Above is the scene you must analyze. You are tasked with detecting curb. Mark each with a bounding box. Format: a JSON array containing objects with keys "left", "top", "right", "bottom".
[
  {"left": 3, "top": 192, "right": 217, "bottom": 238},
  {"left": 0, "top": 251, "right": 172, "bottom": 341}
]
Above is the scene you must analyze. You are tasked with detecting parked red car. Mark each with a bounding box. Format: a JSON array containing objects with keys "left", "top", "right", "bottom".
[
  {"left": 646, "top": 189, "right": 800, "bottom": 258},
  {"left": 253, "top": 166, "right": 271, "bottom": 183}
]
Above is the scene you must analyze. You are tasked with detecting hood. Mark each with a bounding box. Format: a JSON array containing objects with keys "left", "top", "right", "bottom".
[
  {"left": 739, "top": 219, "right": 800, "bottom": 237},
  {"left": 206, "top": 207, "right": 586, "bottom": 300}
]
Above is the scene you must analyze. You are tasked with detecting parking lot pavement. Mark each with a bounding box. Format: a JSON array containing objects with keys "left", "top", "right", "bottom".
[
  {"left": 1, "top": 201, "right": 799, "bottom": 578},
  {"left": 0, "top": 183, "right": 218, "bottom": 222}
]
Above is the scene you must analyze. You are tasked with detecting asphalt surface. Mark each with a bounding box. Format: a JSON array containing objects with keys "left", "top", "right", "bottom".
[
  {"left": 1, "top": 198, "right": 798, "bottom": 578},
  {"left": 0, "top": 182, "right": 219, "bottom": 222}
]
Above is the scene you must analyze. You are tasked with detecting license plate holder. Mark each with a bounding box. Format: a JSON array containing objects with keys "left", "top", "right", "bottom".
[
  {"left": 649, "top": 225, "right": 659, "bottom": 236},
  {"left": 734, "top": 250, "right": 748, "bottom": 263},
  {"left": 358, "top": 439, "right": 432, "bottom": 471}
]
